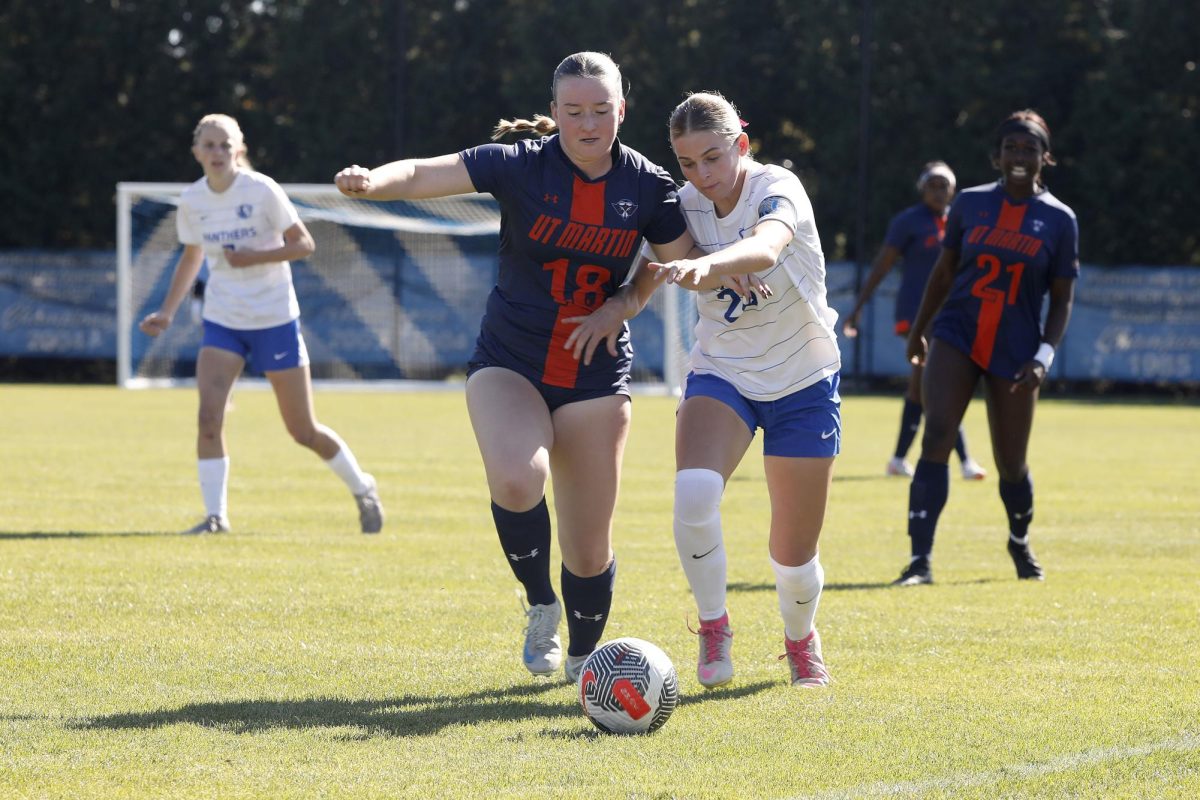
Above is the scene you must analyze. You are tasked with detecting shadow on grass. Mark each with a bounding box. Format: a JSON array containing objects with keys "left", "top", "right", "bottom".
[
  {"left": 679, "top": 680, "right": 774, "bottom": 706},
  {"left": 0, "top": 531, "right": 170, "bottom": 540},
  {"left": 730, "top": 578, "right": 1003, "bottom": 594},
  {"left": 70, "top": 682, "right": 577, "bottom": 739}
]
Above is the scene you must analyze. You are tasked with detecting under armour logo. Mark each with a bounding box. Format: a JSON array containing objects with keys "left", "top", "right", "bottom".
[
  {"left": 612, "top": 199, "right": 637, "bottom": 219},
  {"left": 507, "top": 548, "right": 539, "bottom": 562},
  {"left": 543, "top": 193, "right": 559, "bottom": 204},
  {"left": 573, "top": 610, "right": 604, "bottom": 622},
  {"left": 909, "top": 510, "right": 928, "bottom": 519}
]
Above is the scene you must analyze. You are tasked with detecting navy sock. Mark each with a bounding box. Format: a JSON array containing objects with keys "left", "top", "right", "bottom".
[
  {"left": 491, "top": 498, "right": 556, "bottom": 606},
  {"left": 895, "top": 399, "right": 923, "bottom": 459},
  {"left": 561, "top": 558, "right": 616, "bottom": 657},
  {"left": 999, "top": 472, "right": 1034, "bottom": 541},
  {"left": 908, "top": 459, "right": 950, "bottom": 559},
  {"left": 954, "top": 428, "right": 970, "bottom": 462}
]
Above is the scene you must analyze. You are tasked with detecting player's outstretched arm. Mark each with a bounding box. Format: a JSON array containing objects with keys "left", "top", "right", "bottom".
[
  {"left": 139, "top": 245, "right": 205, "bottom": 336},
  {"left": 844, "top": 245, "right": 900, "bottom": 338},
  {"left": 334, "top": 154, "right": 475, "bottom": 201}
]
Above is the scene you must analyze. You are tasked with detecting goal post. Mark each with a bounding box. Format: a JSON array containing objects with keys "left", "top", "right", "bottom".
[{"left": 115, "top": 182, "right": 694, "bottom": 393}]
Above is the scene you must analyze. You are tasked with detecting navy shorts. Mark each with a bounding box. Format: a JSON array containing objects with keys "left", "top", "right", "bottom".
[
  {"left": 201, "top": 319, "right": 309, "bottom": 373},
  {"left": 683, "top": 371, "right": 842, "bottom": 457},
  {"left": 466, "top": 358, "right": 630, "bottom": 414}
]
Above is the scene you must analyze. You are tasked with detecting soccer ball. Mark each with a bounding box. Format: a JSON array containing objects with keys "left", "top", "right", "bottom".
[{"left": 579, "top": 637, "right": 679, "bottom": 735}]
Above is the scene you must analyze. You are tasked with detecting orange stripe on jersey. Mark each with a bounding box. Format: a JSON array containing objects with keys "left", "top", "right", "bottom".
[
  {"left": 542, "top": 303, "right": 588, "bottom": 388},
  {"left": 570, "top": 176, "right": 606, "bottom": 226},
  {"left": 970, "top": 297, "right": 1004, "bottom": 370},
  {"left": 996, "top": 200, "right": 1027, "bottom": 232}
]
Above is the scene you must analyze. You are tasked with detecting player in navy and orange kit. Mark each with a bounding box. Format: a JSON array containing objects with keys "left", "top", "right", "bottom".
[
  {"left": 844, "top": 162, "right": 986, "bottom": 480},
  {"left": 334, "top": 52, "right": 695, "bottom": 681},
  {"left": 894, "top": 110, "right": 1079, "bottom": 586}
]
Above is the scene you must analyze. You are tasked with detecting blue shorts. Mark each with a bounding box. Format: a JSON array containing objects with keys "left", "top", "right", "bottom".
[
  {"left": 683, "top": 372, "right": 842, "bottom": 457},
  {"left": 201, "top": 319, "right": 309, "bottom": 373}
]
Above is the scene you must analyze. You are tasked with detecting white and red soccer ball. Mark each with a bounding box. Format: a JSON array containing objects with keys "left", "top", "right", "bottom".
[{"left": 578, "top": 637, "right": 679, "bottom": 735}]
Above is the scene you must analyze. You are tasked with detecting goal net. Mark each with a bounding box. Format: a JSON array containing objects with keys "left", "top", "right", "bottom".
[{"left": 116, "top": 183, "right": 695, "bottom": 393}]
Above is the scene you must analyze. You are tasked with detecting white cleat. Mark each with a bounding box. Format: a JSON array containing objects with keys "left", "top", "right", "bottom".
[
  {"left": 355, "top": 474, "right": 384, "bottom": 534},
  {"left": 564, "top": 653, "right": 589, "bottom": 685},
  {"left": 182, "top": 515, "right": 230, "bottom": 535},
  {"left": 886, "top": 457, "right": 914, "bottom": 478},
  {"left": 781, "top": 628, "right": 831, "bottom": 687},
  {"left": 693, "top": 612, "right": 734, "bottom": 688},
  {"left": 960, "top": 458, "right": 988, "bottom": 481},
  {"left": 521, "top": 599, "right": 563, "bottom": 676}
]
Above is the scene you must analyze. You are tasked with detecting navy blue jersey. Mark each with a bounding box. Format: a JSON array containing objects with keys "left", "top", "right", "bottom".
[
  {"left": 461, "top": 135, "right": 687, "bottom": 389},
  {"left": 883, "top": 203, "right": 946, "bottom": 325},
  {"left": 932, "top": 182, "right": 1079, "bottom": 377}
]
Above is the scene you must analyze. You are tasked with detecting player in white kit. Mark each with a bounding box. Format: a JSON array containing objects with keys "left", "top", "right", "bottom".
[
  {"left": 140, "top": 114, "right": 383, "bottom": 535},
  {"left": 647, "top": 93, "right": 840, "bottom": 688}
]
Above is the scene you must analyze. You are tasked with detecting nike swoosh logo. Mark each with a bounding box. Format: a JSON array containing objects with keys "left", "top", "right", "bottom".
[
  {"left": 273, "top": 352, "right": 288, "bottom": 360},
  {"left": 691, "top": 544, "right": 720, "bottom": 560},
  {"left": 795, "top": 595, "right": 819, "bottom": 606},
  {"left": 821, "top": 429, "right": 837, "bottom": 439}
]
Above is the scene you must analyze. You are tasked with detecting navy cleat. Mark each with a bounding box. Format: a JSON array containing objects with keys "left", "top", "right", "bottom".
[
  {"left": 892, "top": 557, "right": 932, "bottom": 586},
  {"left": 1007, "top": 538, "right": 1045, "bottom": 580}
]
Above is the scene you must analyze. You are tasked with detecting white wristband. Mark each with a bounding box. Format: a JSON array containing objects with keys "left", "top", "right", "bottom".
[{"left": 1034, "top": 342, "right": 1055, "bottom": 370}]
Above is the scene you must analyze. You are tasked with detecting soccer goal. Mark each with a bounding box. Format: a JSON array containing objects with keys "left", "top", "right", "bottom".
[{"left": 116, "top": 183, "right": 695, "bottom": 393}]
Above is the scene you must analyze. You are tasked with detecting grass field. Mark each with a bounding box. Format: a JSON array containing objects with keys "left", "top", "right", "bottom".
[{"left": 1, "top": 384, "right": 1198, "bottom": 799}]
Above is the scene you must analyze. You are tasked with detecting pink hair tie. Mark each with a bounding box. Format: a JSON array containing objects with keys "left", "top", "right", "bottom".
[{"left": 739, "top": 118, "right": 749, "bottom": 128}]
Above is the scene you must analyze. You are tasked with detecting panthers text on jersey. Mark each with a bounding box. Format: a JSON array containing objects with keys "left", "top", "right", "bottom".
[{"left": 176, "top": 170, "right": 302, "bottom": 330}]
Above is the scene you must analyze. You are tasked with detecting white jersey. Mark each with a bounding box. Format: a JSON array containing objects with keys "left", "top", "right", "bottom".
[
  {"left": 681, "top": 162, "right": 840, "bottom": 401},
  {"left": 176, "top": 170, "right": 302, "bottom": 330}
]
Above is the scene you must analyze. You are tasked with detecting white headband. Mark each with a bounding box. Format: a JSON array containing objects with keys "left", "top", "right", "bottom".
[{"left": 917, "top": 164, "right": 956, "bottom": 191}]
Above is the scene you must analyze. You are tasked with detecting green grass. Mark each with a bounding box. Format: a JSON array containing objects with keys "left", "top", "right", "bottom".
[{"left": 1, "top": 385, "right": 1198, "bottom": 799}]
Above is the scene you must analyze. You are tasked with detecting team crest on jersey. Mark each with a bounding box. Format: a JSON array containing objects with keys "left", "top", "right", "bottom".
[
  {"left": 1031, "top": 219, "right": 1045, "bottom": 233},
  {"left": 237, "top": 204, "right": 253, "bottom": 219},
  {"left": 612, "top": 199, "right": 637, "bottom": 219}
]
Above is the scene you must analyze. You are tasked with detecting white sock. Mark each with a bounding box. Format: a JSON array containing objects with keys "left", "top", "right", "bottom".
[
  {"left": 771, "top": 553, "right": 823, "bottom": 641},
  {"left": 673, "top": 468, "right": 727, "bottom": 620},
  {"left": 197, "top": 457, "right": 229, "bottom": 520},
  {"left": 321, "top": 426, "right": 371, "bottom": 495}
]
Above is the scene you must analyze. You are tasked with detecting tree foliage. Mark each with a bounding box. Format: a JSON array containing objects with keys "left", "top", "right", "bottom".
[{"left": 1, "top": 0, "right": 1196, "bottom": 263}]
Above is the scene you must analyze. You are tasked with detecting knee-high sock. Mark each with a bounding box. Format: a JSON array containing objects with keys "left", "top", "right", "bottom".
[
  {"left": 908, "top": 459, "right": 950, "bottom": 559},
  {"left": 894, "top": 399, "right": 923, "bottom": 459},
  {"left": 999, "top": 472, "right": 1034, "bottom": 543},
  {"left": 491, "top": 498, "right": 555, "bottom": 606},
  {"left": 320, "top": 426, "right": 371, "bottom": 495},
  {"left": 561, "top": 558, "right": 616, "bottom": 657},
  {"left": 673, "top": 468, "right": 727, "bottom": 620},
  {"left": 770, "top": 554, "right": 824, "bottom": 641},
  {"left": 197, "top": 457, "right": 229, "bottom": 519}
]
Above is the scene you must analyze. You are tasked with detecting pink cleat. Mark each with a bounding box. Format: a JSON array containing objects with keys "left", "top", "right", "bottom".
[
  {"left": 781, "top": 628, "right": 830, "bottom": 687},
  {"left": 691, "top": 612, "right": 734, "bottom": 688}
]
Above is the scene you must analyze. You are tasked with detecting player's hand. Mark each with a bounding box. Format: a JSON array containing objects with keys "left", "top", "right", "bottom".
[
  {"left": 335, "top": 165, "right": 373, "bottom": 196},
  {"left": 647, "top": 259, "right": 712, "bottom": 288},
  {"left": 906, "top": 330, "right": 927, "bottom": 365},
  {"left": 1010, "top": 359, "right": 1047, "bottom": 393},
  {"left": 842, "top": 310, "right": 860, "bottom": 338},
  {"left": 139, "top": 311, "right": 172, "bottom": 337},
  {"left": 562, "top": 299, "right": 629, "bottom": 366},
  {"left": 721, "top": 273, "right": 772, "bottom": 300}
]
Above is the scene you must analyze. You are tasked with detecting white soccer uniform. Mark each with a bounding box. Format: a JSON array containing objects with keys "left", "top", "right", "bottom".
[
  {"left": 681, "top": 162, "right": 840, "bottom": 401},
  {"left": 176, "top": 170, "right": 302, "bottom": 330}
]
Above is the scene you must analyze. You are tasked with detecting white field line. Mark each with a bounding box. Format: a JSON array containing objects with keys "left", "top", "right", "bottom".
[{"left": 789, "top": 732, "right": 1200, "bottom": 800}]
